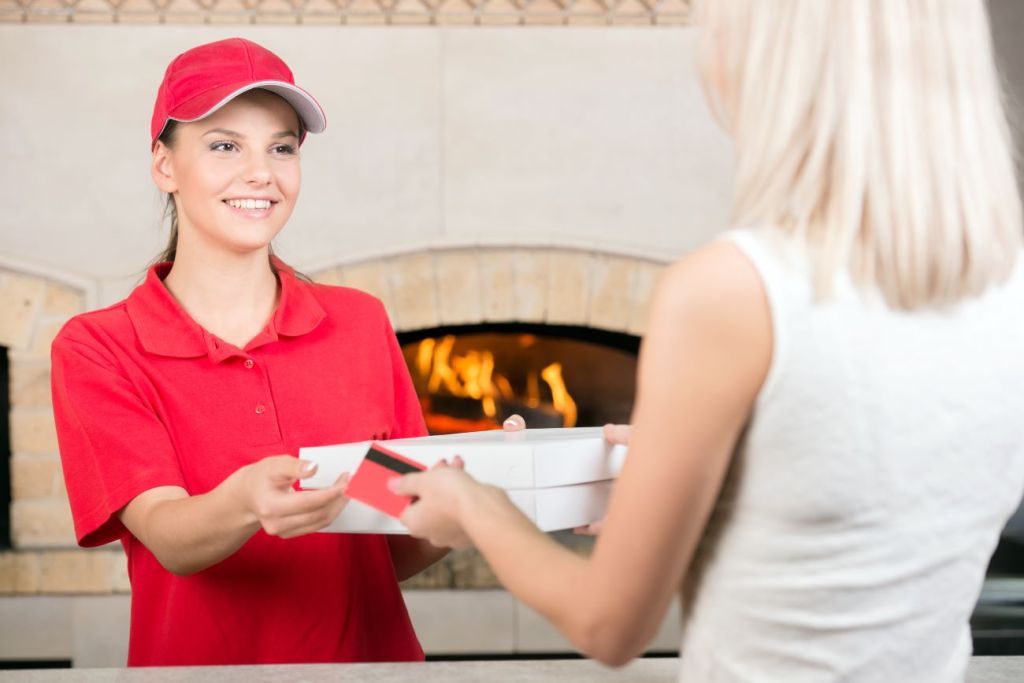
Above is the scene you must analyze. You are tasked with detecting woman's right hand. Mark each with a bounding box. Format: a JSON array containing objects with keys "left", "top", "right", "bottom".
[
  {"left": 234, "top": 456, "right": 350, "bottom": 539},
  {"left": 602, "top": 423, "right": 632, "bottom": 447},
  {"left": 572, "top": 423, "right": 632, "bottom": 536}
]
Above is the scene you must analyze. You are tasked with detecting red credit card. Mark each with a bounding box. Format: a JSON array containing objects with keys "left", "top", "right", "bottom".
[{"left": 345, "top": 443, "right": 427, "bottom": 519}]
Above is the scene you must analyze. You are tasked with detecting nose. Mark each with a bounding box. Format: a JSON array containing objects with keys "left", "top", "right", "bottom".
[{"left": 242, "top": 150, "right": 272, "bottom": 187}]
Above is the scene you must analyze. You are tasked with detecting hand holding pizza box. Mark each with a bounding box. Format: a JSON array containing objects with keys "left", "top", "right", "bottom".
[{"left": 301, "top": 427, "right": 625, "bottom": 534}]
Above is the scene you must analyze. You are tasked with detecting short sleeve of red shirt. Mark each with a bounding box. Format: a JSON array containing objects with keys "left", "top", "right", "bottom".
[{"left": 51, "top": 323, "right": 186, "bottom": 547}]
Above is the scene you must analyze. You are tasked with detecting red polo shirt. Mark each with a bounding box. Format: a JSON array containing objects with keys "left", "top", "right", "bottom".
[{"left": 50, "top": 261, "right": 427, "bottom": 666}]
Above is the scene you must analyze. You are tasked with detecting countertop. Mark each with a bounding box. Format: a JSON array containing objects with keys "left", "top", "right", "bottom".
[{"left": 2, "top": 657, "right": 1023, "bottom": 682}]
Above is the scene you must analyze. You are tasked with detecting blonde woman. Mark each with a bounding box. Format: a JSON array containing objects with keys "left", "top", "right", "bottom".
[{"left": 392, "top": 0, "right": 1024, "bottom": 680}]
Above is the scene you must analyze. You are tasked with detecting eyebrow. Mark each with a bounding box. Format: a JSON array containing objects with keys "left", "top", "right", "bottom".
[{"left": 202, "top": 128, "right": 300, "bottom": 140}]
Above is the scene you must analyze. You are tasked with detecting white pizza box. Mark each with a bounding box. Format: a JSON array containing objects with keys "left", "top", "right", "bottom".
[
  {"left": 319, "top": 480, "right": 613, "bottom": 535},
  {"left": 299, "top": 427, "right": 628, "bottom": 491}
]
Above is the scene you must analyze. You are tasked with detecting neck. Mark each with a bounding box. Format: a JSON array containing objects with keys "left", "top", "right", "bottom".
[{"left": 162, "top": 245, "right": 281, "bottom": 349}]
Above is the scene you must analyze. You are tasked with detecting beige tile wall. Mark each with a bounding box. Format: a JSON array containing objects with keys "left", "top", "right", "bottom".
[{"left": 0, "top": 250, "right": 662, "bottom": 595}]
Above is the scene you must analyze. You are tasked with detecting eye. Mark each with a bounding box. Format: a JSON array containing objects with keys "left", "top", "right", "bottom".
[
  {"left": 272, "top": 144, "right": 297, "bottom": 155},
  {"left": 210, "top": 141, "right": 237, "bottom": 153}
]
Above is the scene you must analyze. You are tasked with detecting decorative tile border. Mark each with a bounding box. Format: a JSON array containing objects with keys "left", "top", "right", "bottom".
[
  {"left": 0, "top": 0, "right": 690, "bottom": 25},
  {"left": 312, "top": 246, "right": 665, "bottom": 337}
]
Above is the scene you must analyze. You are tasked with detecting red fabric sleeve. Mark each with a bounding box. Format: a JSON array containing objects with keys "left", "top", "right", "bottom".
[
  {"left": 50, "top": 333, "right": 186, "bottom": 547},
  {"left": 381, "top": 310, "right": 428, "bottom": 440}
]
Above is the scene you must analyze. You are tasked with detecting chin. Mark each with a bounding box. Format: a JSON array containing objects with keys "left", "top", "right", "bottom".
[{"left": 223, "top": 227, "right": 286, "bottom": 253}]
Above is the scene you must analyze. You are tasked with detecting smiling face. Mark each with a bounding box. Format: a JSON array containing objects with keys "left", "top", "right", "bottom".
[{"left": 151, "top": 89, "right": 302, "bottom": 258}]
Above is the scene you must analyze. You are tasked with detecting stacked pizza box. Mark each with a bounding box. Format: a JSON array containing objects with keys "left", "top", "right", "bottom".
[{"left": 299, "top": 427, "right": 627, "bottom": 534}]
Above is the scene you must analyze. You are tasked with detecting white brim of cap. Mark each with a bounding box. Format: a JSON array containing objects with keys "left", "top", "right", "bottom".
[{"left": 170, "top": 80, "right": 327, "bottom": 135}]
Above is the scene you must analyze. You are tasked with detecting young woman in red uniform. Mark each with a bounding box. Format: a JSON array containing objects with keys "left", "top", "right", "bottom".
[{"left": 50, "top": 37, "right": 447, "bottom": 666}]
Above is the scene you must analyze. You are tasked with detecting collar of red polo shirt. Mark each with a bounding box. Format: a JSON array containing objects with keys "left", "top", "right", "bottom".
[{"left": 125, "top": 258, "right": 326, "bottom": 362}]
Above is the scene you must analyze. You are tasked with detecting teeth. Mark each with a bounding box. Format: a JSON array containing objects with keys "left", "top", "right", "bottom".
[{"left": 226, "top": 199, "right": 272, "bottom": 210}]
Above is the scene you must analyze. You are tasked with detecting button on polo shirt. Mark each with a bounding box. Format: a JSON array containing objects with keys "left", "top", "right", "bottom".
[{"left": 51, "top": 260, "right": 427, "bottom": 666}]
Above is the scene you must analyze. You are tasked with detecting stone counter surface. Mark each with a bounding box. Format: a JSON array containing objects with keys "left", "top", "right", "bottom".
[{"left": 2, "top": 658, "right": 1023, "bottom": 683}]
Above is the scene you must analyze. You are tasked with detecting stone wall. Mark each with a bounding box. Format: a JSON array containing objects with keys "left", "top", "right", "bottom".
[{"left": 0, "top": 249, "right": 662, "bottom": 596}]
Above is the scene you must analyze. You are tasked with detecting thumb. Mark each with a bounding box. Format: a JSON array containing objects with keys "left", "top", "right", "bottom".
[
  {"left": 603, "top": 423, "right": 632, "bottom": 445},
  {"left": 502, "top": 414, "right": 526, "bottom": 431},
  {"left": 268, "top": 456, "right": 317, "bottom": 485},
  {"left": 295, "top": 459, "right": 319, "bottom": 480},
  {"left": 387, "top": 472, "right": 421, "bottom": 497}
]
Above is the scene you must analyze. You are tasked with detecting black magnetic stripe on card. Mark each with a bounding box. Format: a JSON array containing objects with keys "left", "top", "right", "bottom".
[{"left": 365, "top": 446, "right": 422, "bottom": 475}]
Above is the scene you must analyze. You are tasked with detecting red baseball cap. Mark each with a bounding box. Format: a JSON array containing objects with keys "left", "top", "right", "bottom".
[{"left": 151, "top": 37, "right": 326, "bottom": 147}]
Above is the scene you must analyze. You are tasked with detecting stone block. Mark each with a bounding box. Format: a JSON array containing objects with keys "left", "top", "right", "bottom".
[
  {"left": 15, "top": 552, "right": 42, "bottom": 594},
  {"left": 478, "top": 249, "right": 518, "bottom": 322},
  {"left": 400, "top": 558, "right": 453, "bottom": 589},
  {"left": 448, "top": 547, "right": 500, "bottom": 589},
  {"left": 434, "top": 251, "right": 483, "bottom": 326},
  {"left": 340, "top": 260, "right": 395, "bottom": 315},
  {"left": 545, "top": 251, "right": 591, "bottom": 326},
  {"left": 11, "top": 454, "right": 62, "bottom": 500},
  {"left": 0, "top": 272, "right": 46, "bottom": 351},
  {"left": 512, "top": 250, "right": 549, "bottom": 322},
  {"left": 8, "top": 361, "right": 52, "bottom": 408},
  {"left": 477, "top": 15, "right": 522, "bottom": 26},
  {"left": 24, "top": 13, "right": 68, "bottom": 24},
  {"left": 298, "top": 13, "right": 345, "bottom": 25},
  {"left": 629, "top": 262, "right": 665, "bottom": 336},
  {"left": 0, "top": 553, "right": 14, "bottom": 593},
  {"left": 110, "top": 552, "right": 131, "bottom": 594},
  {"left": 389, "top": 253, "right": 439, "bottom": 331},
  {"left": 11, "top": 500, "right": 76, "bottom": 548},
  {"left": 39, "top": 551, "right": 115, "bottom": 594},
  {"left": 43, "top": 283, "right": 85, "bottom": 319},
  {"left": 310, "top": 266, "right": 344, "bottom": 287},
  {"left": 10, "top": 407, "right": 59, "bottom": 456},
  {"left": 566, "top": 15, "right": 608, "bottom": 26},
  {"left": 114, "top": 13, "right": 162, "bottom": 25},
  {"left": 15, "top": 320, "right": 66, "bottom": 362},
  {"left": 609, "top": 0, "right": 653, "bottom": 26},
  {"left": 588, "top": 256, "right": 635, "bottom": 332},
  {"left": 0, "top": 552, "right": 41, "bottom": 595}
]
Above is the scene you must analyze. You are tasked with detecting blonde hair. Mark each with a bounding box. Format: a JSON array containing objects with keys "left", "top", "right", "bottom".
[{"left": 694, "top": 0, "right": 1022, "bottom": 309}]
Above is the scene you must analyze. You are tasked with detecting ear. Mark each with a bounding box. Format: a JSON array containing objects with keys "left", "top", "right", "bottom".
[{"left": 151, "top": 141, "right": 178, "bottom": 194}]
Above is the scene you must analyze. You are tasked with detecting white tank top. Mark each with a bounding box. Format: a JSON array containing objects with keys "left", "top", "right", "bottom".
[{"left": 678, "top": 227, "right": 1024, "bottom": 682}]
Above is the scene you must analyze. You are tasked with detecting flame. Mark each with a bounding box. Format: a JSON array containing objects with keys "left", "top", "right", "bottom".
[
  {"left": 425, "top": 336, "right": 461, "bottom": 395},
  {"left": 415, "top": 335, "right": 578, "bottom": 428},
  {"left": 526, "top": 373, "right": 540, "bottom": 408},
  {"left": 416, "top": 337, "right": 435, "bottom": 377},
  {"left": 419, "top": 336, "right": 501, "bottom": 418},
  {"left": 493, "top": 375, "right": 515, "bottom": 400},
  {"left": 540, "top": 362, "right": 577, "bottom": 428}
]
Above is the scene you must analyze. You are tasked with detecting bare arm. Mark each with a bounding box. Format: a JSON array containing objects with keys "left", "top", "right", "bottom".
[
  {"left": 119, "top": 457, "right": 349, "bottom": 576},
  {"left": 399, "top": 241, "right": 771, "bottom": 665},
  {"left": 387, "top": 536, "right": 451, "bottom": 581}
]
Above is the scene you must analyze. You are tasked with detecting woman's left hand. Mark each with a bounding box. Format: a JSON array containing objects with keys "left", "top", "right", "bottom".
[{"left": 391, "top": 457, "right": 477, "bottom": 549}]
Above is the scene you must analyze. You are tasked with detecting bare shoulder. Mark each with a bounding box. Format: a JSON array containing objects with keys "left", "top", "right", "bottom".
[
  {"left": 645, "top": 239, "right": 771, "bottom": 391},
  {"left": 653, "top": 239, "right": 769, "bottom": 332}
]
